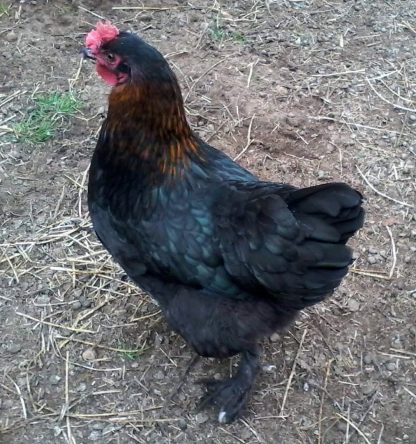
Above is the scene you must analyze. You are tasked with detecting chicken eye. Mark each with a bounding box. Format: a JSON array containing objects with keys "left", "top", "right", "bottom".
[{"left": 106, "top": 52, "right": 116, "bottom": 62}]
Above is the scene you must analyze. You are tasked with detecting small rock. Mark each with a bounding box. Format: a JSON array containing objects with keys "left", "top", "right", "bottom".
[
  {"left": 347, "top": 298, "right": 360, "bottom": 312},
  {"left": 5, "top": 31, "right": 17, "bottom": 42},
  {"left": 263, "top": 364, "right": 276, "bottom": 372},
  {"left": 102, "top": 425, "right": 118, "bottom": 435},
  {"left": 80, "top": 297, "right": 93, "bottom": 308},
  {"left": 275, "top": 85, "right": 288, "bottom": 96},
  {"left": 363, "top": 353, "right": 373, "bottom": 365},
  {"left": 178, "top": 418, "right": 187, "bottom": 430},
  {"left": 6, "top": 343, "right": 22, "bottom": 354},
  {"left": 77, "top": 382, "right": 87, "bottom": 392},
  {"left": 53, "top": 425, "right": 62, "bottom": 437},
  {"left": 317, "top": 170, "right": 326, "bottom": 180},
  {"left": 303, "top": 382, "right": 309, "bottom": 392},
  {"left": 49, "top": 375, "right": 61, "bottom": 385},
  {"left": 88, "top": 431, "right": 102, "bottom": 441},
  {"left": 153, "top": 370, "right": 164, "bottom": 380},
  {"left": 270, "top": 332, "right": 280, "bottom": 342},
  {"left": 362, "top": 383, "right": 375, "bottom": 395},
  {"left": 82, "top": 348, "right": 97, "bottom": 361},
  {"left": 90, "top": 422, "right": 105, "bottom": 431},
  {"left": 3, "top": 399, "right": 14, "bottom": 409},
  {"left": 240, "top": 428, "right": 252, "bottom": 440},
  {"left": 368, "top": 246, "right": 378, "bottom": 254},
  {"left": 336, "top": 420, "right": 347, "bottom": 432},
  {"left": 36, "top": 294, "right": 50, "bottom": 305},
  {"left": 367, "top": 255, "right": 377, "bottom": 265},
  {"left": 72, "top": 300, "right": 82, "bottom": 310},
  {"left": 386, "top": 361, "right": 396, "bottom": 371},
  {"left": 195, "top": 412, "right": 209, "bottom": 424}
]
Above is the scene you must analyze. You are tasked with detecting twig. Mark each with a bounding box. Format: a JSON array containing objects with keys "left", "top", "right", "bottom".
[
  {"left": 377, "top": 423, "right": 385, "bottom": 444},
  {"left": 112, "top": 6, "right": 182, "bottom": 11},
  {"left": 78, "top": 5, "right": 106, "bottom": 20},
  {"left": 366, "top": 78, "right": 416, "bottom": 113},
  {"left": 57, "top": 336, "right": 145, "bottom": 354},
  {"left": 16, "top": 312, "right": 95, "bottom": 334},
  {"left": 312, "top": 69, "right": 365, "bottom": 77},
  {"left": 234, "top": 115, "right": 256, "bottom": 161},
  {"left": 403, "top": 386, "right": 416, "bottom": 400},
  {"left": 309, "top": 116, "right": 408, "bottom": 135},
  {"left": 184, "top": 57, "right": 230, "bottom": 103},
  {"left": 279, "top": 329, "right": 307, "bottom": 416},
  {"left": 350, "top": 268, "right": 391, "bottom": 280},
  {"left": 356, "top": 165, "right": 414, "bottom": 208},
  {"left": 64, "top": 351, "right": 75, "bottom": 444},
  {"left": 7, "top": 376, "right": 27, "bottom": 420},
  {"left": 336, "top": 414, "right": 372, "bottom": 444},
  {"left": 318, "top": 360, "right": 333, "bottom": 444},
  {"left": 385, "top": 226, "right": 397, "bottom": 279},
  {"left": 390, "top": 348, "right": 416, "bottom": 357}
]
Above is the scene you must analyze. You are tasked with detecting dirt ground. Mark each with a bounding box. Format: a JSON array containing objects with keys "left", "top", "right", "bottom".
[{"left": 1, "top": 1, "right": 415, "bottom": 443}]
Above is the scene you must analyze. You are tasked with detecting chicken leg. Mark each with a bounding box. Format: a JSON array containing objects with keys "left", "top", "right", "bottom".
[{"left": 198, "top": 349, "right": 260, "bottom": 423}]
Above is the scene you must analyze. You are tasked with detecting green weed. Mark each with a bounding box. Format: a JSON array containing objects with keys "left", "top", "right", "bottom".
[
  {"left": 14, "top": 92, "right": 80, "bottom": 143},
  {"left": 209, "top": 22, "right": 246, "bottom": 44},
  {"left": 0, "top": 3, "right": 10, "bottom": 16}
]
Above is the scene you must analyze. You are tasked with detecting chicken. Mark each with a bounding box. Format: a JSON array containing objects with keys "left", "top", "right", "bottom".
[{"left": 83, "top": 21, "right": 365, "bottom": 423}]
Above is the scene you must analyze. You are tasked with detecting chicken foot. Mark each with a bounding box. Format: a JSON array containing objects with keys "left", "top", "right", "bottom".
[{"left": 198, "top": 349, "right": 260, "bottom": 423}]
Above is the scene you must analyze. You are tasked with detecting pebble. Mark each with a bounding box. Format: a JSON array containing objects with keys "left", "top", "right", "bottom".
[
  {"left": 3, "top": 399, "right": 14, "bottom": 409},
  {"left": 88, "top": 431, "right": 102, "bottom": 441},
  {"left": 49, "top": 375, "right": 61, "bottom": 385},
  {"left": 367, "top": 255, "right": 377, "bottom": 265},
  {"left": 240, "top": 428, "right": 252, "bottom": 440},
  {"left": 275, "top": 85, "right": 288, "bottom": 96},
  {"left": 336, "top": 421, "right": 347, "bottom": 432},
  {"left": 195, "top": 412, "right": 209, "bottom": 424},
  {"left": 72, "top": 300, "right": 82, "bottom": 310},
  {"left": 347, "top": 298, "right": 360, "bottom": 312},
  {"left": 386, "top": 361, "right": 396, "bottom": 371},
  {"left": 90, "top": 422, "right": 105, "bottom": 431},
  {"left": 82, "top": 348, "right": 97, "bottom": 361},
  {"left": 5, "top": 31, "right": 17, "bottom": 42},
  {"left": 363, "top": 353, "right": 373, "bottom": 365},
  {"left": 270, "top": 332, "right": 280, "bottom": 342},
  {"left": 362, "top": 382, "right": 375, "bottom": 395},
  {"left": 178, "top": 418, "right": 187, "bottom": 430},
  {"left": 77, "top": 382, "right": 87, "bottom": 392},
  {"left": 80, "top": 297, "right": 93, "bottom": 308},
  {"left": 102, "top": 425, "right": 118, "bottom": 435},
  {"left": 153, "top": 370, "right": 164, "bottom": 380},
  {"left": 263, "top": 364, "right": 276, "bottom": 372},
  {"left": 6, "top": 343, "right": 22, "bottom": 354},
  {"left": 36, "top": 294, "right": 50, "bottom": 305}
]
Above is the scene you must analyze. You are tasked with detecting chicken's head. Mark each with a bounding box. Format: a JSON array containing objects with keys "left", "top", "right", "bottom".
[{"left": 83, "top": 21, "right": 168, "bottom": 87}]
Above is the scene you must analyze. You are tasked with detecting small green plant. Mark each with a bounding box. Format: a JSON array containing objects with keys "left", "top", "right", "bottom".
[
  {"left": 0, "top": 3, "right": 10, "bottom": 16},
  {"left": 122, "top": 349, "right": 141, "bottom": 360},
  {"left": 209, "top": 23, "right": 228, "bottom": 42},
  {"left": 209, "top": 22, "right": 246, "bottom": 44},
  {"left": 14, "top": 92, "right": 80, "bottom": 143}
]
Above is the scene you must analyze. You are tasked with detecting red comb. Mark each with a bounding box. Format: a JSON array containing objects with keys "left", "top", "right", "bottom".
[{"left": 85, "top": 21, "right": 119, "bottom": 54}]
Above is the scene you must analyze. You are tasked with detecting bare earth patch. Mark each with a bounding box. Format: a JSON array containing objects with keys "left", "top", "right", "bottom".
[{"left": 1, "top": 1, "right": 415, "bottom": 443}]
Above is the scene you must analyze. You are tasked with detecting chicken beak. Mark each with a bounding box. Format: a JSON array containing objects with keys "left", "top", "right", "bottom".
[{"left": 81, "top": 47, "right": 96, "bottom": 61}]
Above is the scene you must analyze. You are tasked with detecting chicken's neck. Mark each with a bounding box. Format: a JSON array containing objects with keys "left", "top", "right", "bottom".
[{"left": 102, "top": 76, "right": 200, "bottom": 177}]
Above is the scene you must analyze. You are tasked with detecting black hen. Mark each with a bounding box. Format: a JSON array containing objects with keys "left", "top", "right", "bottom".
[{"left": 84, "top": 22, "right": 364, "bottom": 423}]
